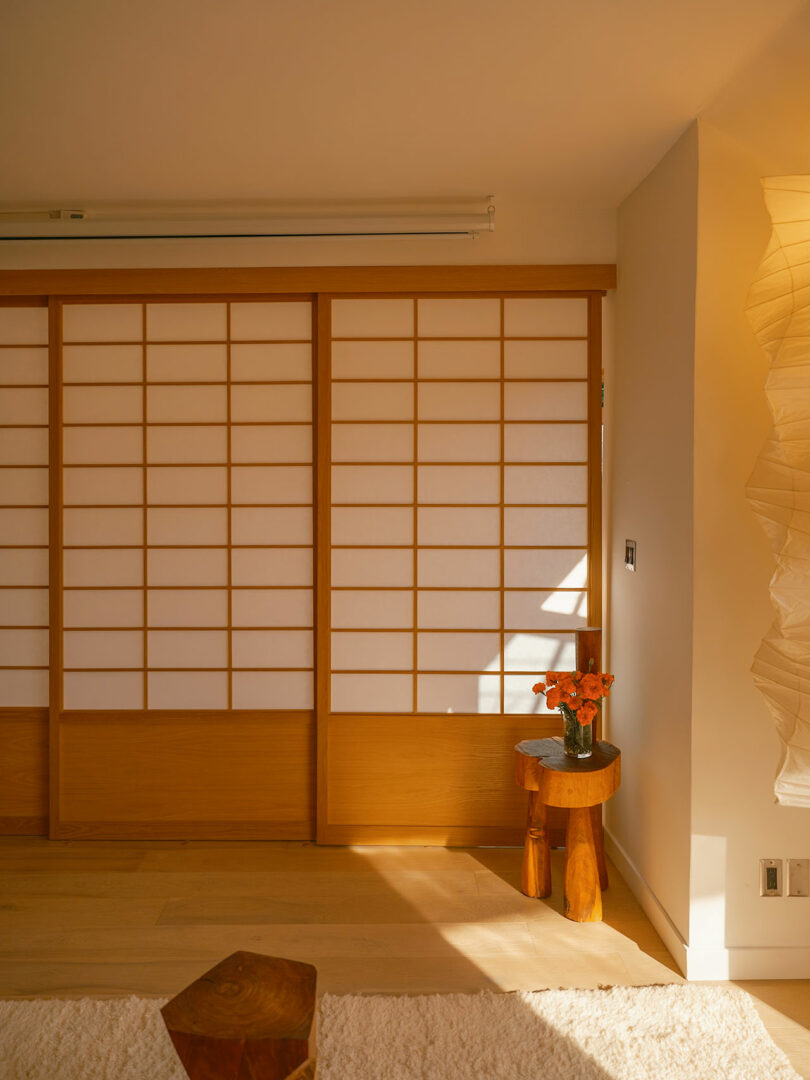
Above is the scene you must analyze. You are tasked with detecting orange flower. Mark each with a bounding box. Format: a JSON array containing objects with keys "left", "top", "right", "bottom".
[
  {"left": 566, "top": 694, "right": 582, "bottom": 711},
  {"left": 532, "top": 682, "right": 546, "bottom": 695},
  {"left": 557, "top": 675, "right": 577, "bottom": 696},
  {"left": 545, "top": 687, "right": 562, "bottom": 709},
  {"left": 578, "top": 700, "right": 598, "bottom": 725},
  {"left": 600, "top": 674, "right": 615, "bottom": 694},
  {"left": 545, "top": 672, "right": 564, "bottom": 684},
  {"left": 579, "top": 673, "right": 603, "bottom": 701}
]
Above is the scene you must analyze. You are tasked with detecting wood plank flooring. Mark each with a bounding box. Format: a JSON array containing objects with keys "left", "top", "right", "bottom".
[{"left": 0, "top": 837, "right": 807, "bottom": 1077}]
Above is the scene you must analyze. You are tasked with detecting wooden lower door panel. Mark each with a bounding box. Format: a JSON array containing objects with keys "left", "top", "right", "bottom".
[
  {"left": 322, "top": 714, "right": 564, "bottom": 845},
  {"left": 54, "top": 710, "right": 314, "bottom": 839},
  {"left": 0, "top": 709, "right": 48, "bottom": 835}
]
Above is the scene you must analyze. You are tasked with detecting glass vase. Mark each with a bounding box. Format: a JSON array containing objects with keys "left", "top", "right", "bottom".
[{"left": 561, "top": 705, "right": 593, "bottom": 759}]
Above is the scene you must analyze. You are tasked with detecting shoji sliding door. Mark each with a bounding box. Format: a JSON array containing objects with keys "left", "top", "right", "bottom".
[
  {"left": 321, "top": 295, "right": 599, "bottom": 844},
  {"left": 54, "top": 300, "right": 315, "bottom": 837},
  {"left": 0, "top": 305, "right": 49, "bottom": 833}
]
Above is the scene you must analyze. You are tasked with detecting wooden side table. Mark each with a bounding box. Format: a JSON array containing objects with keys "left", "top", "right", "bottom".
[{"left": 515, "top": 737, "right": 620, "bottom": 923}]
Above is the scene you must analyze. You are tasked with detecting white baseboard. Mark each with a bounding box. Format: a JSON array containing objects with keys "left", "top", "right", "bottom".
[
  {"left": 604, "top": 828, "right": 688, "bottom": 976},
  {"left": 605, "top": 829, "right": 810, "bottom": 980}
]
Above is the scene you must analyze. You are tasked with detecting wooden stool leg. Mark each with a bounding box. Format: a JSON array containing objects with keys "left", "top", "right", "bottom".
[
  {"left": 564, "top": 806, "right": 602, "bottom": 922},
  {"left": 590, "top": 803, "right": 609, "bottom": 890},
  {"left": 521, "top": 791, "right": 551, "bottom": 898}
]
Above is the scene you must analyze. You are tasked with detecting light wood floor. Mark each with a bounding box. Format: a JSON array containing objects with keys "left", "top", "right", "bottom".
[{"left": 0, "top": 837, "right": 808, "bottom": 1077}]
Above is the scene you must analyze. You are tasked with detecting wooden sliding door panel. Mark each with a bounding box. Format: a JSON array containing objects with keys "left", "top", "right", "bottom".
[
  {"left": 53, "top": 299, "right": 316, "bottom": 838},
  {"left": 0, "top": 305, "right": 49, "bottom": 833}
]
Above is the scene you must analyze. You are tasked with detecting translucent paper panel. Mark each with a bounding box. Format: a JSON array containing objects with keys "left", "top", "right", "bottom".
[
  {"left": 0, "top": 348, "right": 48, "bottom": 384},
  {"left": 417, "top": 674, "right": 500, "bottom": 714},
  {"left": 504, "top": 508, "right": 588, "bottom": 547},
  {"left": 146, "top": 303, "right": 227, "bottom": 341},
  {"left": 64, "top": 508, "right": 142, "bottom": 546},
  {"left": 230, "top": 302, "right": 312, "bottom": 341},
  {"left": 417, "top": 507, "right": 499, "bottom": 546},
  {"left": 148, "top": 630, "right": 228, "bottom": 669},
  {"left": 0, "top": 467, "right": 48, "bottom": 505},
  {"left": 231, "top": 343, "right": 311, "bottom": 382},
  {"left": 504, "top": 549, "right": 588, "bottom": 589},
  {"left": 331, "top": 590, "right": 413, "bottom": 629},
  {"left": 147, "top": 508, "right": 227, "bottom": 546},
  {"left": 148, "top": 671, "right": 228, "bottom": 709},
  {"left": 331, "top": 465, "right": 412, "bottom": 504},
  {"left": 146, "top": 345, "right": 227, "bottom": 382},
  {"left": 503, "top": 631, "right": 576, "bottom": 672},
  {"left": 231, "top": 507, "right": 312, "bottom": 545},
  {"left": 232, "top": 671, "right": 313, "bottom": 709},
  {"left": 63, "top": 590, "right": 143, "bottom": 628},
  {"left": 504, "top": 675, "right": 551, "bottom": 716},
  {"left": 63, "top": 345, "right": 142, "bottom": 383},
  {"left": 147, "top": 466, "right": 227, "bottom": 505},
  {"left": 417, "top": 632, "right": 499, "bottom": 671},
  {"left": 331, "top": 507, "right": 412, "bottom": 546},
  {"left": 231, "top": 548, "right": 312, "bottom": 587},
  {"left": 332, "top": 299, "right": 413, "bottom": 338},
  {"left": 147, "top": 426, "right": 227, "bottom": 464},
  {"left": 0, "top": 388, "right": 48, "bottom": 425},
  {"left": 417, "top": 591, "right": 500, "bottom": 630},
  {"left": 147, "top": 385, "right": 226, "bottom": 424},
  {"left": 332, "top": 424, "right": 413, "bottom": 463},
  {"left": 504, "top": 298, "right": 588, "bottom": 337},
  {"left": 231, "top": 589, "right": 312, "bottom": 627},
  {"left": 417, "top": 424, "right": 499, "bottom": 463},
  {"left": 62, "top": 304, "right": 141, "bottom": 343},
  {"left": 63, "top": 467, "right": 142, "bottom": 506},
  {"left": 0, "top": 509, "right": 48, "bottom": 545},
  {"left": 417, "top": 299, "right": 500, "bottom": 337},
  {"left": 63, "top": 548, "right": 143, "bottom": 588},
  {"left": 0, "top": 669, "right": 48, "bottom": 707},
  {"left": 332, "top": 341, "right": 413, "bottom": 380},
  {"left": 0, "top": 588, "right": 48, "bottom": 625},
  {"left": 504, "top": 589, "right": 588, "bottom": 630},
  {"left": 0, "top": 428, "right": 49, "bottom": 464},
  {"left": 331, "top": 631, "right": 413, "bottom": 671},
  {"left": 232, "top": 630, "right": 313, "bottom": 669},
  {"left": 332, "top": 383, "right": 412, "bottom": 421},
  {"left": 417, "top": 341, "right": 500, "bottom": 379},
  {"left": 330, "top": 673, "right": 412, "bottom": 713},
  {"left": 417, "top": 548, "right": 500, "bottom": 588},
  {"left": 418, "top": 383, "right": 499, "bottom": 421},
  {"left": 504, "top": 383, "right": 587, "bottom": 421},
  {"left": 64, "top": 386, "right": 141, "bottom": 424},
  {"left": 231, "top": 425, "right": 312, "bottom": 463},
  {"left": 0, "top": 628, "right": 48, "bottom": 666},
  {"left": 504, "top": 423, "right": 587, "bottom": 463},
  {"left": 417, "top": 465, "right": 500, "bottom": 504},
  {"left": 231, "top": 384, "right": 311, "bottom": 423},
  {"left": 0, "top": 307, "right": 48, "bottom": 344},
  {"left": 63, "top": 630, "right": 143, "bottom": 669},
  {"left": 231, "top": 466, "right": 312, "bottom": 504},
  {"left": 63, "top": 671, "right": 143, "bottom": 710},
  {"left": 147, "top": 548, "right": 228, "bottom": 586},
  {"left": 0, "top": 548, "right": 48, "bottom": 585},
  {"left": 147, "top": 590, "right": 228, "bottom": 628},
  {"left": 331, "top": 548, "right": 412, "bottom": 587},
  {"left": 64, "top": 427, "right": 142, "bottom": 465},
  {"left": 504, "top": 340, "right": 587, "bottom": 379},
  {"left": 504, "top": 465, "right": 587, "bottom": 504}
]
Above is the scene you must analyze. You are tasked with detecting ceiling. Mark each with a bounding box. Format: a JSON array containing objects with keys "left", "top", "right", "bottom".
[{"left": 0, "top": 0, "right": 806, "bottom": 209}]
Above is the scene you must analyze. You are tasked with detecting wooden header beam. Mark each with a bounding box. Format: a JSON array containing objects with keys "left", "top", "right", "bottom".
[{"left": 0, "top": 264, "right": 616, "bottom": 298}]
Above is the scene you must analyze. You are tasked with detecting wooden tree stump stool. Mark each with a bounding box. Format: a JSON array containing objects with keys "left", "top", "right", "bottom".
[
  {"left": 515, "top": 737, "right": 621, "bottom": 923},
  {"left": 161, "top": 951, "right": 317, "bottom": 1080}
]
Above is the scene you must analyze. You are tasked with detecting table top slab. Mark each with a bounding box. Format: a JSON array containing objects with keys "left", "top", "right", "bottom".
[{"left": 515, "top": 737, "right": 621, "bottom": 807}]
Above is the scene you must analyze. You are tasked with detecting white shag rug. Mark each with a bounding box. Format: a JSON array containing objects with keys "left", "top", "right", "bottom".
[{"left": 0, "top": 985, "right": 800, "bottom": 1080}]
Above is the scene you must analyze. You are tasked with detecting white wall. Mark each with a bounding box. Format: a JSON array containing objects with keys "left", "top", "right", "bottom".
[{"left": 606, "top": 124, "right": 698, "bottom": 960}]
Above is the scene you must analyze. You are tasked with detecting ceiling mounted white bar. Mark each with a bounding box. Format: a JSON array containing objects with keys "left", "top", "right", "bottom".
[{"left": 0, "top": 200, "right": 496, "bottom": 240}]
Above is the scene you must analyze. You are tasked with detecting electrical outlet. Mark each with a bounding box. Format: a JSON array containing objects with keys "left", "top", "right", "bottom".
[
  {"left": 760, "top": 858, "right": 782, "bottom": 896},
  {"left": 787, "top": 858, "right": 809, "bottom": 897},
  {"left": 625, "top": 540, "right": 636, "bottom": 572}
]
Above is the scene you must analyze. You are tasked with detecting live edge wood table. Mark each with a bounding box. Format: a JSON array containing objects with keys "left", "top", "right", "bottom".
[{"left": 515, "top": 737, "right": 621, "bottom": 923}]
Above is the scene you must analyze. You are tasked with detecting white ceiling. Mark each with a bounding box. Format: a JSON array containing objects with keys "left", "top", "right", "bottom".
[{"left": 0, "top": 0, "right": 806, "bottom": 209}]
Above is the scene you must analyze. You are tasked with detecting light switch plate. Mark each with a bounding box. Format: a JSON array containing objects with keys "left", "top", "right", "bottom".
[
  {"left": 625, "top": 540, "right": 636, "bottom": 572},
  {"left": 787, "top": 858, "right": 809, "bottom": 897},
  {"left": 760, "top": 858, "right": 782, "bottom": 896}
]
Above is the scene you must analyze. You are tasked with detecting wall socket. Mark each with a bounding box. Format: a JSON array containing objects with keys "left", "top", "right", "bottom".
[
  {"left": 787, "top": 858, "right": 810, "bottom": 897},
  {"left": 760, "top": 858, "right": 782, "bottom": 896}
]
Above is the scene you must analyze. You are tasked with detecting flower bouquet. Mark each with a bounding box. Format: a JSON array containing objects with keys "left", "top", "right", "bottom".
[{"left": 532, "top": 665, "right": 615, "bottom": 758}]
